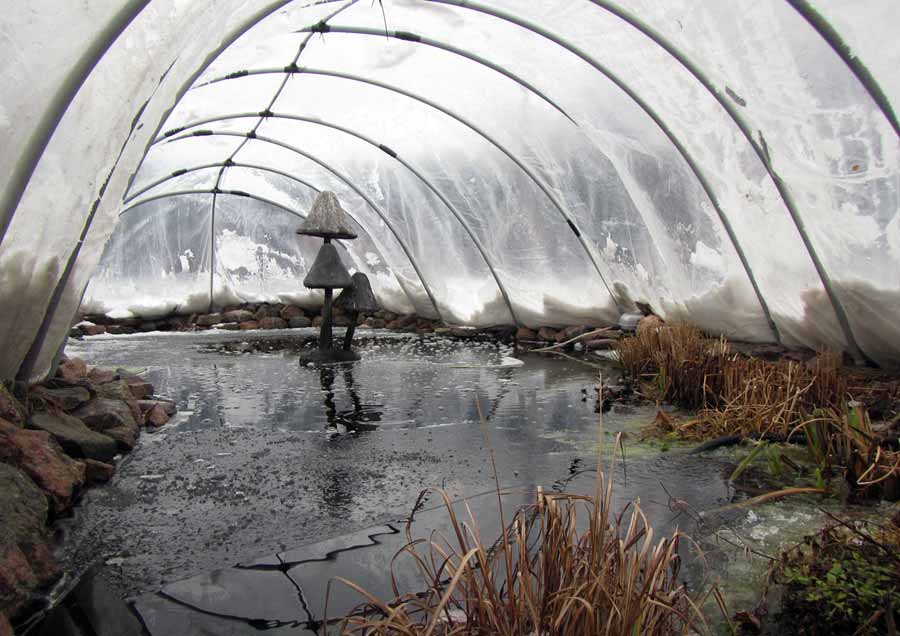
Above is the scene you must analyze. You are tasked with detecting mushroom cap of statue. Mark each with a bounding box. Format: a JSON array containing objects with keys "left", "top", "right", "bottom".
[
  {"left": 296, "top": 191, "right": 358, "bottom": 239},
  {"left": 335, "top": 272, "right": 380, "bottom": 313},
  {"left": 303, "top": 243, "right": 352, "bottom": 289}
]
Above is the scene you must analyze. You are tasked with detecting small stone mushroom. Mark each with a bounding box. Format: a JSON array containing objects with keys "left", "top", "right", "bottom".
[
  {"left": 334, "top": 273, "right": 380, "bottom": 350},
  {"left": 302, "top": 243, "right": 352, "bottom": 352}
]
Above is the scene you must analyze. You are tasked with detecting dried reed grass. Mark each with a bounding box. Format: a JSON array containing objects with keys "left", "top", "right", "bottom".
[
  {"left": 330, "top": 442, "right": 707, "bottom": 635},
  {"left": 617, "top": 322, "right": 900, "bottom": 497},
  {"left": 617, "top": 323, "right": 847, "bottom": 438}
]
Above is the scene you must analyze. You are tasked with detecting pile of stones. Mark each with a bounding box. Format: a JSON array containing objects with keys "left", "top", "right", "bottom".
[{"left": 0, "top": 359, "right": 174, "bottom": 633}]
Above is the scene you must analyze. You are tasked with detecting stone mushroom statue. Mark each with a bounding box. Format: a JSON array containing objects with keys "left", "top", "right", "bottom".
[
  {"left": 297, "top": 192, "right": 359, "bottom": 364},
  {"left": 334, "top": 272, "right": 379, "bottom": 352}
]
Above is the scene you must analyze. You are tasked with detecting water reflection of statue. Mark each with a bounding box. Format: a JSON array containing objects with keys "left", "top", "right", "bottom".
[
  {"left": 318, "top": 365, "right": 384, "bottom": 518},
  {"left": 319, "top": 365, "right": 382, "bottom": 437}
]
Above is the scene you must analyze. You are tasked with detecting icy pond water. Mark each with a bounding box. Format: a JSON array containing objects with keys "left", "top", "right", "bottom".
[{"left": 56, "top": 328, "right": 850, "bottom": 633}]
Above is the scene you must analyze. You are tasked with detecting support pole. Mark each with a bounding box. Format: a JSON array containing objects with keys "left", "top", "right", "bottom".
[
  {"left": 320, "top": 288, "right": 334, "bottom": 351},
  {"left": 343, "top": 315, "right": 358, "bottom": 350}
]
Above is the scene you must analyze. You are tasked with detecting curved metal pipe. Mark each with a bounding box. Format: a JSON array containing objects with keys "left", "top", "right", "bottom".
[
  {"left": 295, "top": 24, "right": 575, "bottom": 125},
  {"left": 156, "top": 131, "right": 445, "bottom": 322},
  {"left": 121, "top": 188, "right": 304, "bottom": 220},
  {"left": 184, "top": 69, "right": 623, "bottom": 313},
  {"left": 125, "top": 161, "right": 322, "bottom": 205},
  {"left": 786, "top": 0, "right": 898, "bottom": 140},
  {"left": 165, "top": 119, "right": 520, "bottom": 325}
]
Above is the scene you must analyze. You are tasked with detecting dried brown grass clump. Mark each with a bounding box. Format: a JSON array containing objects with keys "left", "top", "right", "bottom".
[
  {"left": 617, "top": 322, "right": 900, "bottom": 497},
  {"left": 331, "top": 451, "right": 707, "bottom": 635},
  {"left": 617, "top": 323, "right": 847, "bottom": 438}
]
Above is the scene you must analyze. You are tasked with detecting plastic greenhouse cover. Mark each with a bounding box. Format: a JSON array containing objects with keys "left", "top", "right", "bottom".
[{"left": 0, "top": 0, "right": 898, "bottom": 383}]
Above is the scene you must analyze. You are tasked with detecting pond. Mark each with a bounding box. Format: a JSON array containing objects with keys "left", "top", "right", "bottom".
[{"left": 56, "top": 328, "right": 847, "bottom": 633}]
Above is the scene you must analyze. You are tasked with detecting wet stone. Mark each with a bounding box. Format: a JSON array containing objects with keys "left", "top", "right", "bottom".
[
  {"left": 585, "top": 338, "right": 618, "bottom": 351},
  {"left": 561, "top": 325, "right": 592, "bottom": 341},
  {"left": 138, "top": 399, "right": 176, "bottom": 417},
  {"left": 87, "top": 368, "right": 118, "bottom": 385},
  {"left": 215, "top": 323, "right": 240, "bottom": 331},
  {"left": 238, "top": 321, "right": 258, "bottom": 331},
  {"left": 84, "top": 459, "right": 115, "bottom": 484},
  {"left": 0, "top": 428, "right": 84, "bottom": 514},
  {"left": 28, "top": 411, "right": 118, "bottom": 462},
  {"left": 143, "top": 404, "right": 171, "bottom": 428},
  {"left": 121, "top": 376, "right": 154, "bottom": 400},
  {"left": 0, "top": 385, "right": 26, "bottom": 425},
  {"left": 57, "top": 358, "right": 88, "bottom": 383},
  {"left": 258, "top": 317, "right": 287, "bottom": 330},
  {"left": 254, "top": 305, "right": 281, "bottom": 321},
  {"left": 95, "top": 381, "right": 142, "bottom": 422},
  {"left": 71, "top": 399, "right": 139, "bottom": 450},
  {"left": 0, "top": 463, "right": 54, "bottom": 617},
  {"left": 195, "top": 314, "right": 222, "bottom": 327},
  {"left": 288, "top": 316, "right": 311, "bottom": 329},
  {"left": 221, "top": 310, "right": 254, "bottom": 324},
  {"left": 537, "top": 327, "right": 558, "bottom": 342},
  {"left": 279, "top": 305, "right": 304, "bottom": 322}
]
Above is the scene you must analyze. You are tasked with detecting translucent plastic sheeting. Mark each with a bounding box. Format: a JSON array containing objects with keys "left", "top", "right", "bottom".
[
  {"left": 83, "top": 195, "right": 214, "bottom": 318},
  {"left": 292, "top": 3, "right": 762, "bottom": 335},
  {"left": 0, "top": 0, "right": 127, "bottom": 230},
  {"left": 2, "top": 0, "right": 900, "bottom": 381},
  {"left": 0, "top": 0, "right": 349, "bottom": 382},
  {"left": 609, "top": 0, "right": 900, "bottom": 364},
  {"left": 87, "top": 193, "right": 415, "bottom": 317}
]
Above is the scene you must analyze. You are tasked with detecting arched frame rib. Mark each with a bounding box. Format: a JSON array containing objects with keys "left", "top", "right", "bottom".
[
  {"left": 164, "top": 119, "right": 520, "bottom": 325},
  {"left": 426, "top": 0, "right": 865, "bottom": 359},
  {"left": 202, "top": 0, "right": 362, "bottom": 312},
  {"left": 298, "top": 24, "right": 575, "bottom": 125},
  {"left": 123, "top": 0, "right": 347, "bottom": 195},
  {"left": 16, "top": 0, "right": 349, "bottom": 381},
  {"left": 155, "top": 131, "right": 445, "bottom": 322},
  {"left": 125, "top": 161, "right": 322, "bottom": 205},
  {"left": 122, "top": 188, "right": 308, "bottom": 220}
]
